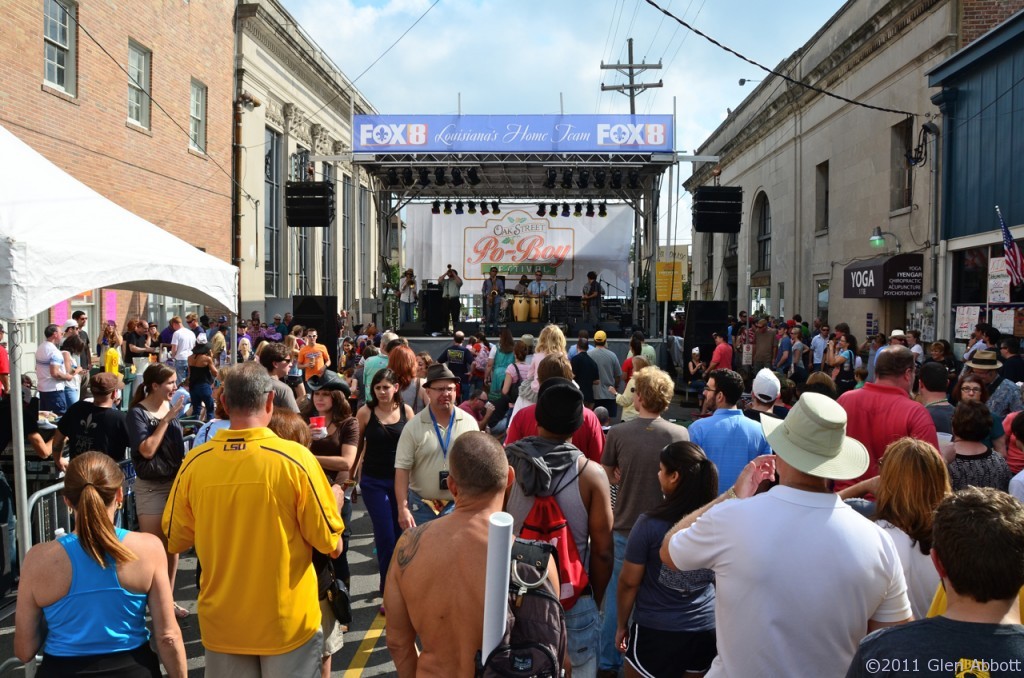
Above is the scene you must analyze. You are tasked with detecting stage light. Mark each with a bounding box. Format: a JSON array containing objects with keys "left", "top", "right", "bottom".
[
  {"left": 468, "top": 200, "right": 477, "bottom": 214},
  {"left": 537, "top": 203, "right": 546, "bottom": 217},
  {"left": 610, "top": 169, "right": 623, "bottom": 190},
  {"left": 585, "top": 201, "right": 595, "bottom": 217},
  {"left": 451, "top": 168, "right": 464, "bottom": 186},
  {"left": 432, "top": 200, "right": 441, "bottom": 215},
  {"left": 401, "top": 168, "right": 414, "bottom": 186},
  {"left": 627, "top": 170, "right": 640, "bottom": 189},
  {"left": 434, "top": 168, "right": 446, "bottom": 186},
  {"left": 491, "top": 200, "right": 501, "bottom": 215},
  {"left": 544, "top": 169, "right": 557, "bottom": 189},
  {"left": 455, "top": 200, "right": 465, "bottom": 215},
  {"left": 561, "top": 202, "right": 570, "bottom": 217},
  {"left": 576, "top": 169, "right": 590, "bottom": 189},
  {"left": 444, "top": 200, "right": 453, "bottom": 215},
  {"left": 598, "top": 202, "right": 608, "bottom": 217},
  {"left": 594, "top": 169, "right": 607, "bottom": 189},
  {"left": 574, "top": 203, "right": 583, "bottom": 217},
  {"left": 480, "top": 201, "right": 489, "bottom": 215},
  {"left": 549, "top": 203, "right": 558, "bottom": 217},
  {"left": 561, "top": 169, "right": 574, "bottom": 190},
  {"left": 386, "top": 168, "right": 399, "bottom": 185},
  {"left": 467, "top": 168, "right": 481, "bottom": 185},
  {"left": 418, "top": 169, "right": 431, "bottom": 187}
]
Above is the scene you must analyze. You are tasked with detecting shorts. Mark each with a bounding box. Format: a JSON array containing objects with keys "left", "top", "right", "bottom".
[
  {"left": 37, "top": 643, "right": 161, "bottom": 677},
  {"left": 623, "top": 623, "right": 716, "bottom": 678},
  {"left": 205, "top": 628, "right": 323, "bottom": 678},
  {"left": 320, "top": 599, "right": 345, "bottom": 657},
  {"left": 132, "top": 478, "right": 173, "bottom": 516}
]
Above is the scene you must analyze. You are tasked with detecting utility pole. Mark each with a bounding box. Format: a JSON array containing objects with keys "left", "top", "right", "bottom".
[
  {"left": 600, "top": 38, "right": 663, "bottom": 113},
  {"left": 601, "top": 38, "right": 662, "bottom": 330}
]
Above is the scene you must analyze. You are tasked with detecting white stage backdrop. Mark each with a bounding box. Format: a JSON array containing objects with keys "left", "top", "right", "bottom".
[{"left": 405, "top": 204, "right": 633, "bottom": 297}]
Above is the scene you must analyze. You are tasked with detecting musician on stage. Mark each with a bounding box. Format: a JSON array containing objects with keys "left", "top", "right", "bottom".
[
  {"left": 527, "top": 269, "right": 550, "bottom": 299},
  {"left": 481, "top": 266, "right": 505, "bottom": 335},
  {"left": 513, "top": 274, "right": 530, "bottom": 296},
  {"left": 438, "top": 265, "right": 463, "bottom": 334},
  {"left": 399, "top": 268, "right": 417, "bottom": 326},
  {"left": 582, "top": 271, "right": 603, "bottom": 323}
]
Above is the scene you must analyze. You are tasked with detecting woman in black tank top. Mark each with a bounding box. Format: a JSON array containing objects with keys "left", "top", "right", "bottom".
[{"left": 355, "top": 369, "right": 414, "bottom": 593}]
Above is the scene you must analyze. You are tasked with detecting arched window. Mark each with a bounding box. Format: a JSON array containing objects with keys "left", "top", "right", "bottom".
[{"left": 754, "top": 193, "right": 771, "bottom": 272}]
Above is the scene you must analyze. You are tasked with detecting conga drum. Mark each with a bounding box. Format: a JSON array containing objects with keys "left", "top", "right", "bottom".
[
  {"left": 513, "top": 295, "right": 530, "bottom": 322},
  {"left": 528, "top": 297, "right": 542, "bottom": 322}
]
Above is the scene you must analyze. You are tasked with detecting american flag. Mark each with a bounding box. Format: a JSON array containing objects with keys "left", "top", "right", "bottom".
[{"left": 998, "top": 206, "right": 1024, "bottom": 287}]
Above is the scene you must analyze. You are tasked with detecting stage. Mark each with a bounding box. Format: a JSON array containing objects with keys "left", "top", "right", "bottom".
[{"left": 401, "top": 335, "right": 665, "bottom": 365}]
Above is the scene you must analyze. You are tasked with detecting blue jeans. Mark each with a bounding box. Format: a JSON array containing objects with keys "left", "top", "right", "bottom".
[
  {"left": 407, "top": 488, "right": 455, "bottom": 527},
  {"left": 174, "top": 359, "right": 188, "bottom": 385},
  {"left": 400, "top": 301, "right": 415, "bottom": 327},
  {"left": 189, "top": 382, "right": 214, "bottom": 421},
  {"left": 566, "top": 594, "right": 601, "bottom": 678},
  {"left": 599, "top": 532, "right": 629, "bottom": 671},
  {"left": 39, "top": 389, "right": 68, "bottom": 416},
  {"left": 485, "top": 301, "right": 500, "bottom": 332},
  {"left": 361, "top": 473, "right": 402, "bottom": 592},
  {"left": 65, "top": 387, "right": 80, "bottom": 407}
]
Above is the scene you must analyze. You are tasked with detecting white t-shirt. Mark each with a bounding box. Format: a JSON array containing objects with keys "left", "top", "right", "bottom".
[
  {"left": 35, "top": 341, "right": 65, "bottom": 393},
  {"left": 1010, "top": 469, "right": 1024, "bottom": 503},
  {"left": 668, "top": 486, "right": 911, "bottom": 678},
  {"left": 171, "top": 327, "right": 197, "bottom": 361},
  {"left": 876, "top": 520, "right": 940, "bottom": 620},
  {"left": 910, "top": 343, "right": 924, "bottom": 364}
]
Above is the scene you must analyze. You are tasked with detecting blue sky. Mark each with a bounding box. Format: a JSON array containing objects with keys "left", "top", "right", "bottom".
[{"left": 280, "top": 0, "right": 846, "bottom": 242}]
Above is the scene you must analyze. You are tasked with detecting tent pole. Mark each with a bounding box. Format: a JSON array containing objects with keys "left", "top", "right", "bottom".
[{"left": 9, "top": 320, "right": 31, "bottom": 565}]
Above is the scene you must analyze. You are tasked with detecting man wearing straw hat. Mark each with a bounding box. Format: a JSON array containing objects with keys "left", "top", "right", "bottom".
[
  {"left": 385, "top": 431, "right": 559, "bottom": 677},
  {"left": 965, "top": 349, "right": 1024, "bottom": 420},
  {"left": 661, "top": 393, "right": 912, "bottom": 677}
]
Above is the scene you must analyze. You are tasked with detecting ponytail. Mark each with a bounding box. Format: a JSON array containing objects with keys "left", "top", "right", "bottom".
[{"left": 63, "top": 452, "right": 136, "bottom": 567}]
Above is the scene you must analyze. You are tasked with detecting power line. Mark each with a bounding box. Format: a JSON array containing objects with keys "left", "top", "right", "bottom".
[
  {"left": 643, "top": 0, "right": 929, "bottom": 118},
  {"left": 66, "top": 13, "right": 255, "bottom": 204}
]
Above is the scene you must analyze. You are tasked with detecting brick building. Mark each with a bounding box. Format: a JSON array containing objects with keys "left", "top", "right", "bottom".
[{"left": 0, "top": 0, "right": 234, "bottom": 343}]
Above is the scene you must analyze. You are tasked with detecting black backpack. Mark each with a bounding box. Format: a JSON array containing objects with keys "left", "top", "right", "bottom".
[
  {"left": 506, "top": 364, "right": 523, "bottom": 403},
  {"left": 476, "top": 539, "right": 567, "bottom": 677}
]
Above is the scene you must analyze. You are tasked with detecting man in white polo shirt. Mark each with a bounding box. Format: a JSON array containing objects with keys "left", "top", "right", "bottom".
[
  {"left": 661, "top": 393, "right": 912, "bottom": 677},
  {"left": 35, "top": 324, "right": 76, "bottom": 415},
  {"left": 169, "top": 315, "right": 196, "bottom": 384}
]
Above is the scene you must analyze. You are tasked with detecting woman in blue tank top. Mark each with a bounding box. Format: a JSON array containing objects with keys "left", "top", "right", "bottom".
[{"left": 14, "top": 452, "right": 186, "bottom": 677}]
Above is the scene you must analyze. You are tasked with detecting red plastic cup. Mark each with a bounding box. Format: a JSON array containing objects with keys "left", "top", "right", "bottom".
[{"left": 309, "top": 416, "right": 326, "bottom": 428}]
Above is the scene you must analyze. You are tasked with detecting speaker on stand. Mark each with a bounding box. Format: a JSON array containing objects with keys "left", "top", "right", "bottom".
[{"left": 292, "top": 295, "right": 340, "bottom": 369}]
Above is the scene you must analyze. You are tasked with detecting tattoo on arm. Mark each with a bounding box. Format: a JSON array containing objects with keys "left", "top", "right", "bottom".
[{"left": 395, "top": 522, "right": 430, "bottom": 571}]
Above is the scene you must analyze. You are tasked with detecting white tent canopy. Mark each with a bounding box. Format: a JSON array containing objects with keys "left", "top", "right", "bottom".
[
  {"left": 0, "top": 123, "right": 238, "bottom": 562},
  {"left": 0, "top": 124, "right": 238, "bottom": 317}
]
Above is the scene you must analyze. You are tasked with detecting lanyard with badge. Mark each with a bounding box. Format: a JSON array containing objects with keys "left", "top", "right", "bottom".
[{"left": 429, "top": 407, "right": 455, "bottom": 491}]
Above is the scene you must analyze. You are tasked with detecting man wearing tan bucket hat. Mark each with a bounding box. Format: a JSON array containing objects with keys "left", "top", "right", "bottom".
[{"left": 661, "top": 393, "right": 912, "bottom": 677}]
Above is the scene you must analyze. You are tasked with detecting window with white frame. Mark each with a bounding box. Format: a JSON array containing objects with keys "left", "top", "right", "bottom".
[
  {"left": 43, "top": 0, "right": 76, "bottom": 94},
  {"left": 127, "top": 41, "right": 151, "bottom": 128},
  {"left": 890, "top": 118, "right": 913, "bottom": 211},
  {"left": 189, "top": 79, "right": 207, "bottom": 152}
]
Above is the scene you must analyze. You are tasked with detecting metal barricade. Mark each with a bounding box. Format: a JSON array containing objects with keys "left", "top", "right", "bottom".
[{"left": 28, "top": 481, "right": 70, "bottom": 547}]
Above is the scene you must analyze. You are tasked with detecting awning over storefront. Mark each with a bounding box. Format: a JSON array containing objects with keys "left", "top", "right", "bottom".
[{"left": 843, "top": 253, "right": 924, "bottom": 299}]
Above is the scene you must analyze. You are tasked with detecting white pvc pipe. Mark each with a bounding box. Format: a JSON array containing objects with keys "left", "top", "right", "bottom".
[{"left": 481, "top": 511, "right": 514, "bottom": 661}]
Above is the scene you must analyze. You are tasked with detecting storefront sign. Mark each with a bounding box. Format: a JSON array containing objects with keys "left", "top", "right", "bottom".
[
  {"left": 655, "top": 262, "right": 685, "bottom": 302},
  {"left": 843, "top": 253, "right": 924, "bottom": 299}
]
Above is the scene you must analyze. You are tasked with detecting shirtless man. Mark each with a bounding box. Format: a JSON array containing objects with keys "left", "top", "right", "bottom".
[{"left": 384, "top": 431, "right": 557, "bottom": 676}]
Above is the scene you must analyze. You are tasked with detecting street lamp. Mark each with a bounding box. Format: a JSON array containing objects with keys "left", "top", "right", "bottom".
[
  {"left": 869, "top": 226, "right": 901, "bottom": 253},
  {"left": 738, "top": 78, "right": 761, "bottom": 86}
]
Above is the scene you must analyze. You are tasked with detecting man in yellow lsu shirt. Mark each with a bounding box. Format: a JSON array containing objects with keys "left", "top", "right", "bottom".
[{"left": 163, "top": 361, "right": 344, "bottom": 675}]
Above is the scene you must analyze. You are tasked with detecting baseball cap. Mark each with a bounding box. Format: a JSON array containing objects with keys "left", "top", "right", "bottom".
[
  {"left": 752, "top": 368, "right": 781, "bottom": 404},
  {"left": 594, "top": 330, "right": 608, "bottom": 343},
  {"left": 691, "top": 346, "right": 700, "bottom": 354},
  {"left": 90, "top": 372, "right": 125, "bottom": 395},
  {"left": 63, "top": 319, "right": 78, "bottom": 329}
]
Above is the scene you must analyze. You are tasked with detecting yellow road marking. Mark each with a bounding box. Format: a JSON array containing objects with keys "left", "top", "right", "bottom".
[{"left": 343, "top": 611, "right": 387, "bottom": 677}]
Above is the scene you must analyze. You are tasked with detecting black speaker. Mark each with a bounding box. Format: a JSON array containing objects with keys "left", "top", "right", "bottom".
[
  {"left": 397, "top": 322, "right": 426, "bottom": 337},
  {"left": 455, "top": 322, "right": 481, "bottom": 337},
  {"left": 285, "top": 181, "right": 336, "bottom": 228},
  {"left": 420, "top": 289, "right": 446, "bottom": 334},
  {"left": 683, "top": 301, "right": 730, "bottom": 364},
  {"left": 508, "top": 322, "right": 544, "bottom": 337},
  {"left": 693, "top": 186, "right": 742, "bottom": 233},
  {"left": 292, "top": 295, "right": 339, "bottom": 368}
]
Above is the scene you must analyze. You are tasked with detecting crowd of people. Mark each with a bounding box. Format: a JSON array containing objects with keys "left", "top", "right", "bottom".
[{"left": 8, "top": 309, "right": 1024, "bottom": 677}]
